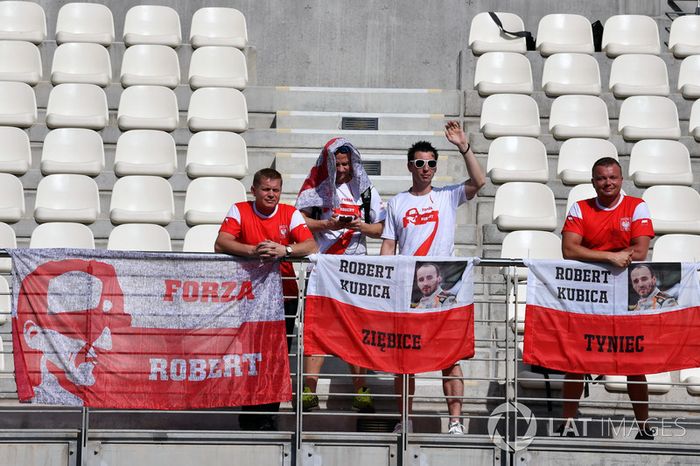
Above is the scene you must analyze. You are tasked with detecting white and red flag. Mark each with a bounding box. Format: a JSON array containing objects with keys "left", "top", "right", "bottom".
[
  {"left": 304, "top": 255, "right": 475, "bottom": 374},
  {"left": 9, "top": 248, "right": 291, "bottom": 409},
  {"left": 523, "top": 260, "right": 700, "bottom": 375}
]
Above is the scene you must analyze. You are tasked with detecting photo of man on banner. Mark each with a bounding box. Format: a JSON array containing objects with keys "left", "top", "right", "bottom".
[
  {"left": 628, "top": 263, "right": 679, "bottom": 311},
  {"left": 411, "top": 261, "right": 464, "bottom": 309}
]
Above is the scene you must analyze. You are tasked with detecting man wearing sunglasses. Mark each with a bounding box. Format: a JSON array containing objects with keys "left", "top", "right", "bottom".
[{"left": 380, "top": 120, "right": 485, "bottom": 434}]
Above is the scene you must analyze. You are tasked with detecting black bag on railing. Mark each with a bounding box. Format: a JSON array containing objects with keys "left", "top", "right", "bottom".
[
  {"left": 488, "top": 12, "right": 536, "bottom": 51},
  {"left": 592, "top": 20, "right": 604, "bottom": 52}
]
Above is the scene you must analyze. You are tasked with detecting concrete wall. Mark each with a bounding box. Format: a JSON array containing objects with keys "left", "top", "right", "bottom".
[{"left": 36, "top": 0, "right": 667, "bottom": 88}]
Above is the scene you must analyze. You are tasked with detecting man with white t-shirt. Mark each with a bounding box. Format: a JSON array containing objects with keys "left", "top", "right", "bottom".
[
  {"left": 296, "top": 138, "right": 386, "bottom": 412},
  {"left": 380, "top": 120, "right": 485, "bottom": 434}
]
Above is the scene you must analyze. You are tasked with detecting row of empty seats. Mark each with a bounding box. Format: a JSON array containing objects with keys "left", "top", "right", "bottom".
[
  {"left": 0, "top": 41, "right": 249, "bottom": 89},
  {"left": 0, "top": 174, "right": 247, "bottom": 226},
  {"left": 479, "top": 94, "right": 700, "bottom": 141},
  {"left": 0, "top": 82, "right": 249, "bottom": 132},
  {"left": 469, "top": 13, "right": 699, "bottom": 58},
  {"left": 475, "top": 52, "right": 700, "bottom": 99},
  {"left": 0, "top": 2, "right": 247, "bottom": 48}
]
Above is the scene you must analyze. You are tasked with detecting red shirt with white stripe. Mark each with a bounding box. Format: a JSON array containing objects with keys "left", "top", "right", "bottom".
[
  {"left": 219, "top": 201, "right": 312, "bottom": 297},
  {"left": 562, "top": 194, "right": 654, "bottom": 251}
]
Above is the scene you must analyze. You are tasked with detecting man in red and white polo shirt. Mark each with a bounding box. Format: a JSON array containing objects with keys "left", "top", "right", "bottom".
[
  {"left": 215, "top": 168, "right": 317, "bottom": 430},
  {"left": 561, "top": 157, "right": 655, "bottom": 440},
  {"left": 380, "top": 120, "right": 485, "bottom": 434}
]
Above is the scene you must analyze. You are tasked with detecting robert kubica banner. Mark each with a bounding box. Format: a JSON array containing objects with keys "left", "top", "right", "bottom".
[
  {"left": 523, "top": 260, "right": 700, "bottom": 375},
  {"left": 304, "top": 255, "right": 475, "bottom": 374},
  {"left": 9, "top": 248, "right": 291, "bottom": 409}
]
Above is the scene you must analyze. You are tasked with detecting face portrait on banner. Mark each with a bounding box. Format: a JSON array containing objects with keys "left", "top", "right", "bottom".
[
  {"left": 411, "top": 261, "right": 466, "bottom": 309},
  {"left": 627, "top": 263, "right": 680, "bottom": 312}
]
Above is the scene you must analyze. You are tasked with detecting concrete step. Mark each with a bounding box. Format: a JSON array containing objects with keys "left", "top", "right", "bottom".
[{"left": 275, "top": 111, "right": 447, "bottom": 131}]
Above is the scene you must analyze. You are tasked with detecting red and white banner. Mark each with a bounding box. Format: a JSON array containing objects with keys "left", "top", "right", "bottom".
[
  {"left": 523, "top": 260, "right": 700, "bottom": 375},
  {"left": 9, "top": 248, "right": 291, "bottom": 409},
  {"left": 304, "top": 255, "right": 475, "bottom": 374}
]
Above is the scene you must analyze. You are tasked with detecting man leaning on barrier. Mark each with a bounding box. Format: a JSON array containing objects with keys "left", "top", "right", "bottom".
[
  {"left": 215, "top": 168, "right": 318, "bottom": 431},
  {"left": 380, "top": 120, "right": 485, "bottom": 434},
  {"left": 560, "top": 157, "right": 656, "bottom": 440}
]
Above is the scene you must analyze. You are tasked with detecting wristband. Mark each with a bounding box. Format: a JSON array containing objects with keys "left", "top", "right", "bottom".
[{"left": 460, "top": 143, "right": 471, "bottom": 155}]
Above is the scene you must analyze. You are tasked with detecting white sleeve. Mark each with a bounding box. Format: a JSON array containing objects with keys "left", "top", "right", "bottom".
[
  {"left": 290, "top": 209, "right": 308, "bottom": 230},
  {"left": 369, "top": 186, "right": 386, "bottom": 223},
  {"left": 224, "top": 204, "right": 241, "bottom": 222},
  {"left": 632, "top": 202, "right": 651, "bottom": 221},
  {"left": 381, "top": 198, "right": 397, "bottom": 240},
  {"left": 451, "top": 183, "right": 468, "bottom": 207},
  {"left": 566, "top": 202, "right": 583, "bottom": 220}
]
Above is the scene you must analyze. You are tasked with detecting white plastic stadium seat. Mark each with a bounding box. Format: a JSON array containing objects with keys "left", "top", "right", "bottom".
[
  {"left": 0, "top": 222, "right": 16, "bottom": 272},
  {"left": 689, "top": 99, "right": 700, "bottom": 141},
  {"left": 628, "top": 140, "right": 692, "bottom": 187},
  {"left": 678, "top": 56, "right": 700, "bottom": 99},
  {"left": 508, "top": 284, "right": 527, "bottom": 333},
  {"left": 186, "top": 131, "right": 248, "bottom": 178},
  {"left": 473, "top": 52, "right": 532, "bottom": 96},
  {"left": 680, "top": 368, "right": 700, "bottom": 396},
  {"left": 0, "top": 126, "right": 30, "bottom": 175},
  {"left": 549, "top": 95, "right": 610, "bottom": 140},
  {"left": 184, "top": 177, "right": 247, "bottom": 226},
  {"left": 602, "top": 15, "right": 660, "bottom": 57},
  {"left": 117, "top": 86, "right": 178, "bottom": 132},
  {"left": 608, "top": 54, "right": 669, "bottom": 97},
  {"left": 0, "top": 276, "right": 9, "bottom": 326},
  {"left": 34, "top": 174, "right": 100, "bottom": 224},
  {"left": 643, "top": 186, "right": 700, "bottom": 235},
  {"left": 536, "top": 14, "right": 594, "bottom": 56},
  {"left": 30, "top": 222, "right": 95, "bottom": 249},
  {"left": 669, "top": 15, "right": 700, "bottom": 58},
  {"left": 183, "top": 224, "right": 220, "bottom": 252},
  {"left": 45, "top": 83, "right": 108, "bottom": 130},
  {"left": 110, "top": 176, "right": 174, "bottom": 225},
  {"left": 0, "top": 81, "right": 35, "bottom": 127},
  {"left": 557, "top": 138, "right": 618, "bottom": 185},
  {"left": 188, "top": 46, "right": 248, "bottom": 89},
  {"left": 187, "top": 88, "right": 248, "bottom": 132},
  {"left": 468, "top": 12, "right": 527, "bottom": 55},
  {"left": 492, "top": 182, "right": 557, "bottom": 231},
  {"left": 108, "top": 223, "right": 172, "bottom": 251},
  {"left": 500, "top": 230, "right": 563, "bottom": 280},
  {"left": 120, "top": 44, "right": 180, "bottom": 88},
  {"left": 114, "top": 130, "right": 177, "bottom": 177},
  {"left": 480, "top": 94, "right": 540, "bottom": 138},
  {"left": 486, "top": 136, "right": 548, "bottom": 183},
  {"left": 541, "top": 53, "right": 601, "bottom": 97},
  {"left": 0, "top": 1, "right": 46, "bottom": 43},
  {"left": 123, "top": 5, "right": 181, "bottom": 48},
  {"left": 40, "top": 128, "right": 104, "bottom": 176},
  {"left": 652, "top": 234, "right": 700, "bottom": 262},
  {"left": 604, "top": 373, "right": 672, "bottom": 395},
  {"left": 55, "top": 3, "right": 114, "bottom": 45},
  {"left": 565, "top": 184, "right": 597, "bottom": 214},
  {"left": 0, "top": 40, "right": 41, "bottom": 85},
  {"left": 50, "top": 43, "right": 111, "bottom": 87},
  {"left": 190, "top": 7, "right": 248, "bottom": 48},
  {"left": 0, "top": 173, "right": 24, "bottom": 222},
  {"left": 618, "top": 96, "right": 680, "bottom": 141}
]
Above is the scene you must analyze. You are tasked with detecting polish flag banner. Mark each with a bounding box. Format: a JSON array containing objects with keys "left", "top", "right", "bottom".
[
  {"left": 523, "top": 260, "right": 700, "bottom": 375},
  {"left": 304, "top": 255, "right": 475, "bottom": 374},
  {"left": 9, "top": 248, "right": 291, "bottom": 409}
]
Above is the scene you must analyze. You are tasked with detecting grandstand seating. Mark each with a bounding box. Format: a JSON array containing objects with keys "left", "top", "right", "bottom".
[
  {"left": 0, "top": 0, "right": 45, "bottom": 43},
  {"left": 188, "top": 46, "right": 248, "bottom": 89},
  {"left": 50, "top": 42, "right": 112, "bottom": 87},
  {"left": 40, "top": 128, "right": 105, "bottom": 176},
  {"left": 33, "top": 174, "right": 100, "bottom": 224},
  {"left": 29, "top": 222, "right": 95, "bottom": 248},
  {"left": 0, "top": 275, "right": 8, "bottom": 324},
  {"left": 0, "top": 126, "right": 30, "bottom": 175},
  {"left": 652, "top": 234, "right": 700, "bottom": 262},
  {"left": 480, "top": 94, "right": 540, "bottom": 138},
  {"left": 642, "top": 186, "right": 700, "bottom": 234},
  {"left": 109, "top": 175, "right": 175, "bottom": 225},
  {"left": 0, "top": 40, "right": 41, "bottom": 85},
  {"left": 565, "top": 183, "right": 596, "bottom": 213},
  {"left": 608, "top": 54, "right": 670, "bottom": 97},
  {"left": 541, "top": 53, "right": 601, "bottom": 96},
  {"left": 628, "top": 140, "right": 693, "bottom": 187},
  {"left": 185, "top": 131, "right": 248, "bottom": 178},
  {"left": 556, "top": 138, "right": 618, "bottom": 185},
  {"left": 678, "top": 55, "right": 700, "bottom": 98},
  {"left": 114, "top": 130, "right": 177, "bottom": 177},
  {"left": 689, "top": 99, "right": 700, "bottom": 140},
  {"left": 492, "top": 182, "right": 557, "bottom": 231},
  {"left": 45, "top": 83, "right": 108, "bottom": 129},
  {"left": 602, "top": 14, "right": 661, "bottom": 57},
  {"left": 107, "top": 223, "right": 172, "bottom": 251},
  {"left": 183, "top": 224, "right": 220, "bottom": 252},
  {"left": 0, "top": 222, "right": 15, "bottom": 272},
  {"left": 0, "top": 173, "right": 24, "bottom": 222},
  {"left": 184, "top": 177, "right": 247, "bottom": 226},
  {"left": 604, "top": 373, "right": 672, "bottom": 395},
  {"left": 187, "top": 87, "right": 248, "bottom": 132},
  {"left": 117, "top": 85, "right": 179, "bottom": 132},
  {"left": 668, "top": 15, "right": 700, "bottom": 58},
  {"left": 486, "top": 136, "right": 548, "bottom": 183},
  {"left": 473, "top": 52, "right": 532, "bottom": 95},
  {"left": 618, "top": 96, "right": 680, "bottom": 141},
  {"left": 548, "top": 95, "right": 610, "bottom": 139},
  {"left": 500, "top": 230, "right": 562, "bottom": 280},
  {"left": 123, "top": 5, "right": 181, "bottom": 48},
  {"left": 120, "top": 44, "right": 181, "bottom": 88},
  {"left": 468, "top": 12, "right": 526, "bottom": 54},
  {"left": 535, "top": 14, "right": 594, "bottom": 56},
  {"left": 0, "top": 81, "right": 35, "bottom": 127},
  {"left": 190, "top": 7, "right": 248, "bottom": 49},
  {"left": 55, "top": 2, "right": 114, "bottom": 45}
]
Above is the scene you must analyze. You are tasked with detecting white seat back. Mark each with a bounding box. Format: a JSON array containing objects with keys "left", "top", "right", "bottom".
[
  {"left": 123, "top": 5, "right": 181, "bottom": 47},
  {"left": 0, "top": 40, "right": 41, "bottom": 85},
  {"left": 0, "top": 1, "right": 46, "bottom": 43},
  {"left": 40, "top": 128, "right": 104, "bottom": 176},
  {"left": 0, "top": 222, "right": 16, "bottom": 272},
  {"left": 120, "top": 44, "right": 180, "bottom": 88},
  {"left": 190, "top": 7, "right": 247, "bottom": 48},
  {"left": 602, "top": 15, "right": 660, "bottom": 57},
  {"left": 536, "top": 14, "right": 594, "bottom": 55},
  {"left": 468, "top": 12, "right": 526, "bottom": 54},
  {"left": 187, "top": 88, "right": 248, "bottom": 132},
  {"left": 108, "top": 223, "right": 172, "bottom": 251},
  {"left": 565, "top": 184, "right": 597, "bottom": 214},
  {"left": 549, "top": 95, "right": 610, "bottom": 139},
  {"left": 492, "top": 182, "right": 557, "bottom": 231},
  {"left": 117, "top": 85, "right": 179, "bottom": 132},
  {"left": 618, "top": 96, "right": 680, "bottom": 141},
  {"left": 184, "top": 177, "right": 247, "bottom": 226},
  {"left": 669, "top": 15, "right": 700, "bottom": 57},
  {"left": 114, "top": 130, "right": 177, "bottom": 177},
  {"left": 0, "top": 81, "right": 35, "bottom": 127},
  {"left": 557, "top": 138, "right": 618, "bottom": 185},
  {"left": 643, "top": 186, "right": 700, "bottom": 234},
  {"left": 608, "top": 54, "right": 669, "bottom": 97},
  {"left": 486, "top": 136, "right": 548, "bottom": 183},
  {"left": 30, "top": 222, "right": 95, "bottom": 248},
  {"left": 652, "top": 234, "right": 700, "bottom": 262},
  {"left": 480, "top": 94, "right": 540, "bottom": 138},
  {"left": 183, "top": 224, "right": 221, "bottom": 252},
  {"left": 34, "top": 174, "right": 100, "bottom": 224},
  {"left": 188, "top": 46, "right": 248, "bottom": 89},
  {"left": 110, "top": 176, "right": 174, "bottom": 225},
  {"left": 186, "top": 131, "right": 248, "bottom": 178},
  {"left": 541, "top": 53, "right": 601, "bottom": 96},
  {"left": 45, "top": 83, "right": 107, "bottom": 130},
  {"left": 0, "top": 173, "right": 24, "bottom": 222},
  {"left": 55, "top": 3, "right": 114, "bottom": 45},
  {"left": 628, "top": 140, "right": 692, "bottom": 187},
  {"left": 0, "top": 126, "right": 30, "bottom": 175},
  {"left": 51, "top": 42, "right": 111, "bottom": 87}
]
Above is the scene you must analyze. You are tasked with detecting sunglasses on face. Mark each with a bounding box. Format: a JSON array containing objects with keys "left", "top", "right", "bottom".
[{"left": 410, "top": 159, "right": 437, "bottom": 169}]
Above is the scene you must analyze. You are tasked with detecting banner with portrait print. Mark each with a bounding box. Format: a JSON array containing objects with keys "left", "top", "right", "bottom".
[
  {"left": 304, "top": 255, "right": 475, "bottom": 374},
  {"left": 523, "top": 260, "right": 700, "bottom": 375}
]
